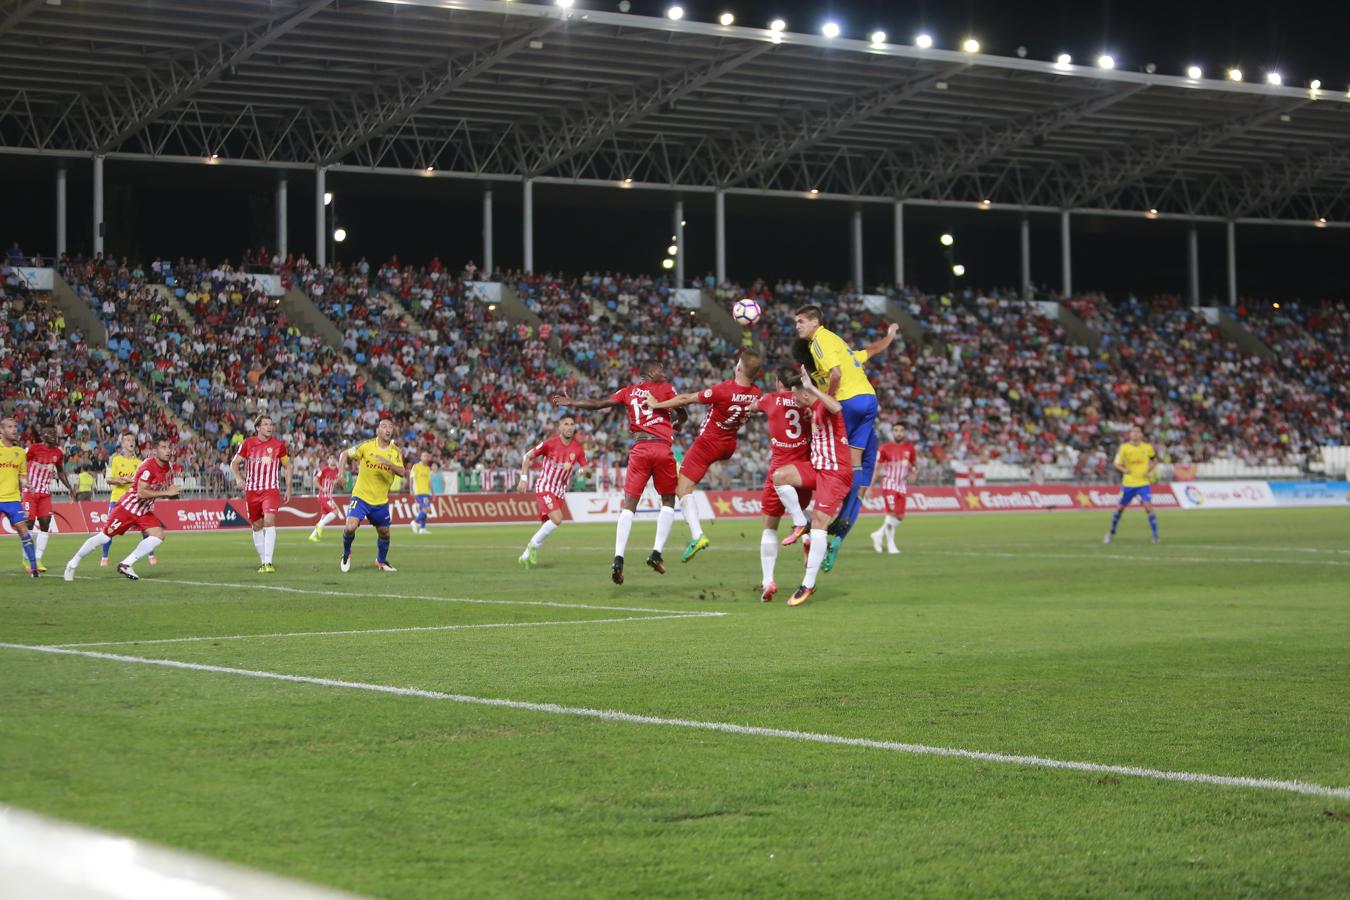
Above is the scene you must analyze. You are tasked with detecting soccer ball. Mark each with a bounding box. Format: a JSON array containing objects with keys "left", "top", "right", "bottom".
[{"left": 732, "top": 298, "right": 761, "bottom": 326}]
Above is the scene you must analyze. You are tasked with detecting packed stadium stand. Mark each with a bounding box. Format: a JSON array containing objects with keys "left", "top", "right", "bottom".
[{"left": 3, "top": 253, "right": 1347, "bottom": 493}]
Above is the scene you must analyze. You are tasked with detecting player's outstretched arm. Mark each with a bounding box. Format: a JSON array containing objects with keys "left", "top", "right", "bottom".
[
  {"left": 799, "top": 365, "right": 843, "bottom": 414},
  {"left": 863, "top": 322, "right": 901, "bottom": 360},
  {"left": 550, "top": 394, "right": 614, "bottom": 411},
  {"left": 647, "top": 391, "right": 703, "bottom": 410}
]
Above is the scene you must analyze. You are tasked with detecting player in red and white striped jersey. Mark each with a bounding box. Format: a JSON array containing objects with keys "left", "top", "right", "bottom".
[
  {"left": 65, "top": 437, "right": 181, "bottom": 581},
  {"left": 308, "top": 458, "right": 342, "bottom": 542},
  {"left": 871, "top": 425, "right": 919, "bottom": 555},
  {"left": 516, "top": 416, "right": 589, "bottom": 568},
  {"left": 22, "top": 423, "right": 72, "bottom": 573},
  {"left": 229, "top": 416, "right": 293, "bottom": 573},
  {"left": 744, "top": 368, "right": 813, "bottom": 603},
  {"left": 769, "top": 365, "right": 853, "bottom": 607}
]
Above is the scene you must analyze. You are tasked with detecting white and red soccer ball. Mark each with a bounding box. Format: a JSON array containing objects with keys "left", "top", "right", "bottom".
[{"left": 732, "top": 298, "right": 761, "bottom": 326}]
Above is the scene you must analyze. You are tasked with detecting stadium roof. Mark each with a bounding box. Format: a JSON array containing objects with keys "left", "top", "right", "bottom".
[{"left": 3, "top": 0, "right": 1350, "bottom": 226}]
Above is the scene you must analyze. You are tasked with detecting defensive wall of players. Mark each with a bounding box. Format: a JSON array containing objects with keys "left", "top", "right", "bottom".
[{"left": 4, "top": 480, "right": 1345, "bottom": 538}]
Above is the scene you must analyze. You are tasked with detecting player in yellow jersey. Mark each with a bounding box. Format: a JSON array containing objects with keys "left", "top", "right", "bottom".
[
  {"left": 339, "top": 417, "right": 407, "bottom": 572},
  {"left": 1105, "top": 425, "right": 1160, "bottom": 544},
  {"left": 0, "top": 417, "right": 41, "bottom": 576},
  {"left": 409, "top": 452, "right": 436, "bottom": 535},
  {"left": 103, "top": 433, "right": 154, "bottom": 567},
  {"left": 793, "top": 305, "right": 901, "bottom": 571}
]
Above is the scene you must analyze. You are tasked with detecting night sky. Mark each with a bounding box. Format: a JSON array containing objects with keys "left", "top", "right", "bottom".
[{"left": 3, "top": 0, "right": 1348, "bottom": 301}]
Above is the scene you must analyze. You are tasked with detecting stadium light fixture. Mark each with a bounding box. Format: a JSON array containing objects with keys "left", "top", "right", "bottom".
[
  {"left": 622, "top": 177, "right": 633, "bottom": 186},
  {"left": 1145, "top": 208, "right": 1159, "bottom": 219},
  {"left": 1186, "top": 65, "right": 1203, "bottom": 80},
  {"left": 555, "top": 0, "right": 573, "bottom": 8},
  {"left": 333, "top": 228, "right": 347, "bottom": 243},
  {"left": 952, "top": 264, "right": 966, "bottom": 277},
  {"left": 1266, "top": 71, "right": 1282, "bottom": 86},
  {"left": 1097, "top": 54, "right": 1115, "bottom": 69},
  {"left": 769, "top": 18, "right": 786, "bottom": 32},
  {"left": 719, "top": 12, "right": 734, "bottom": 26},
  {"left": 680, "top": 219, "right": 687, "bottom": 226},
  {"left": 1315, "top": 217, "right": 1328, "bottom": 227},
  {"left": 323, "top": 192, "right": 333, "bottom": 206},
  {"left": 1272, "top": 301, "right": 1280, "bottom": 309},
  {"left": 1309, "top": 79, "right": 1322, "bottom": 91},
  {"left": 666, "top": 6, "right": 683, "bottom": 21},
  {"left": 939, "top": 233, "right": 955, "bottom": 246},
  {"left": 1055, "top": 53, "right": 1072, "bottom": 69},
  {"left": 914, "top": 33, "right": 933, "bottom": 49},
  {"left": 979, "top": 199, "right": 992, "bottom": 209},
  {"left": 821, "top": 22, "right": 841, "bottom": 38},
  {"left": 808, "top": 187, "right": 820, "bottom": 195},
  {"left": 962, "top": 38, "right": 980, "bottom": 53},
  {"left": 661, "top": 258, "right": 675, "bottom": 270},
  {"left": 870, "top": 30, "right": 886, "bottom": 46},
  {"left": 1228, "top": 68, "right": 1243, "bottom": 82},
  {"left": 667, "top": 244, "right": 678, "bottom": 256}
]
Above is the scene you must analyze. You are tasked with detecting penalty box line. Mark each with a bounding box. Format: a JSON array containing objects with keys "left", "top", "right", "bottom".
[{"left": 2, "top": 642, "right": 1347, "bottom": 802}]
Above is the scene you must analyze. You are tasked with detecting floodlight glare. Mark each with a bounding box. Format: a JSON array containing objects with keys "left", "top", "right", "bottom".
[
  {"left": 769, "top": 18, "right": 786, "bottom": 32},
  {"left": 939, "top": 233, "right": 954, "bottom": 247},
  {"left": 1265, "top": 71, "right": 1282, "bottom": 86},
  {"left": 323, "top": 192, "right": 333, "bottom": 206},
  {"left": 821, "top": 22, "right": 841, "bottom": 38},
  {"left": 661, "top": 258, "right": 675, "bottom": 270},
  {"left": 914, "top": 33, "right": 933, "bottom": 49},
  {"left": 1310, "top": 79, "right": 1322, "bottom": 90},
  {"left": 808, "top": 188, "right": 820, "bottom": 195},
  {"left": 952, "top": 264, "right": 966, "bottom": 277},
  {"left": 1228, "top": 68, "right": 1243, "bottom": 82},
  {"left": 1097, "top": 54, "right": 1115, "bottom": 69},
  {"left": 1056, "top": 53, "right": 1072, "bottom": 67},
  {"left": 1186, "top": 65, "right": 1203, "bottom": 80},
  {"left": 870, "top": 30, "right": 887, "bottom": 45},
  {"left": 666, "top": 6, "right": 683, "bottom": 21},
  {"left": 667, "top": 244, "right": 678, "bottom": 256},
  {"left": 962, "top": 38, "right": 980, "bottom": 53},
  {"left": 333, "top": 228, "right": 347, "bottom": 243},
  {"left": 719, "top": 12, "right": 734, "bottom": 26},
  {"left": 555, "top": 0, "right": 573, "bottom": 8}
]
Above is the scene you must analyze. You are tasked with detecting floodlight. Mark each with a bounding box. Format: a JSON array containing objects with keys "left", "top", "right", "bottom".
[
  {"left": 666, "top": 6, "right": 683, "bottom": 21},
  {"left": 719, "top": 12, "right": 734, "bottom": 26},
  {"left": 333, "top": 228, "right": 347, "bottom": 243},
  {"left": 1186, "top": 65, "right": 1202, "bottom": 80},
  {"left": 952, "top": 264, "right": 966, "bottom": 277},
  {"left": 914, "top": 33, "right": 933, "bottom": 49},
  {"left": 1056, "top": 53, "right": 1072, "bottom": 68},
  {"left": 769, "top": 18, "right": 785, "bottom": 32},
  {"left": 323, "top": 192, "right": 333, "bottom": 206},
  {"left": 870, "top": 31, "right": 886, "bottom": 45},
  {"left": 1228, "top": 68, "right": 1243, "bottom": 82},
  {"left": 821, "top": 22, "right": 840, "bottom": 38},
  {"left": 939, "top": 233, "right": 954, "bottom": 247},
  {"left": 962, "top": 38, "right": 980, "bottom": 53},
  {"left": 1097, "top": 54, "right": 1115, "bottom": 69},
  {"left": 1265, "top": 71, "right": 1282, "bottom": 86}
]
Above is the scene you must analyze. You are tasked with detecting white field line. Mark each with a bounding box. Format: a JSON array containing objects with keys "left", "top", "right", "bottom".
[
  {"left": 51, "top": 614, "right": 708, "bottom": 649},
  {"left": 133, "top": 578, "right": 728, "bottom": 618},
  {"left": 3, "top": 641, "right": 1347, "bottom": 801}
]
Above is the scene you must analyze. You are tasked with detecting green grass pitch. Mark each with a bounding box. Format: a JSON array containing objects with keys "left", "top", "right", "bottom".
[{"left": 3, "top": 508, "right": 1349, "bottom": 898}]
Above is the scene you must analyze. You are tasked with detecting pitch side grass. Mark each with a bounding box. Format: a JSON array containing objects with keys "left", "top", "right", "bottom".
[{"left": 2, "top": 508, "right": 1348, "bottom": 898}]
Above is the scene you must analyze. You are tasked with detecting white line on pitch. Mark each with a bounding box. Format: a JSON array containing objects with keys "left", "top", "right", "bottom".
[
  {"left": 136, "top": 578, "right": 727, "bottom": 618},
  {"left": 51, "top": 614, "right": 708, "bottom": 648},
  {"left": 3, "top": 642, "right": 1346, "bottom": 802}
]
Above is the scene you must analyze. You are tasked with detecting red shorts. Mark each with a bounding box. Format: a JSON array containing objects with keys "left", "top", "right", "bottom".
[
  {"left": 624, "top": 440, "right": 678, "bottom": 498},
  {"left": 535, "top": 492, "right": 563, "bottom": 521},
  {"left": 317, "top": 495, "right": 338, "bottom": 516},
  {"left": 760, "top": 473, "right": 812, "bottom": 519},
  {"left": 104, "top": 506, "right": 162, "bottom": 537},
  {"left": 245, "top": 489, "right": 282, "bottom": 522},
  {"left": 791, "top": 463, "right": 853, "bottom": 519},
  {"left": 679, "top": 433, "right": 736, "bottom": 485},
  {"left": 22, "top": 493, "right": 52, "bottom": 520},
  {"left": 882, "top": 490, "right": 908, "bottom": 518}
]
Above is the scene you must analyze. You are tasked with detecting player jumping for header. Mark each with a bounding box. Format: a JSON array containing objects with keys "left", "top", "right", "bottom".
[
  {"left": 745, "top": 367, "right": 813, "bottom": 602},
  {"left": 645, "top": 348, "right": 763, "bottom": 563}
]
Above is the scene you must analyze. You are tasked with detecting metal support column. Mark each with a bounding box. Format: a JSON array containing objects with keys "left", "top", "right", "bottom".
[
  {"left": 892, "top": 200, "right": 904, "bottom": 288},
  {"left": 1187, "top": 224, "right": 1200, "bottom": 308},
  {"left": 1020, "top": 216, "right": 1031, "bottom": 298},
  {"left": 1059, "top": 209, "right": 1071, "bottom": 299},
  {"left": 714, "top": 188, "right": 726, "bottom": 285},
  {"left": 673, "top": 200, "right": 685, "bottom": 288},
  {"left": 92, "top": 156, "right": 104, "bottom": 256},
  {"left": 1225, "top": 220, "right": 1237, "bottom": 307},
  {"left": 275, "top": 174, "right": 288, "bottom": 259},
  {"left": 482, "top": 188, "right": 494, "bottom": 276},
  {"left": 522, "top": 178, "right": 534, "bottom": 274},
  {"left": 314, "top": 166, "right": 327, "bottom": 267},
  {"left": 850, "top": 207, "right": 864, "bottom": 292},
  {"left": 56, "top": 163, "right": 67, "bottom": 257}
]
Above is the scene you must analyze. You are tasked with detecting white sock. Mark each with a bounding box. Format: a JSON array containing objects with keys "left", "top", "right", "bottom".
[
  {"left": 803, "top": 528, "right": 828, "bottom": 588},
  {"left": 680, "top": 494, "right": 703, "bottom": 540},
  {"left": 529, "top": 520, "right": 557, "bottom": 548},
  {"left": 263, "top": 526, "right": 277, "bottom": 564},
  {"left": 653, "top": 505, "right": 675, "bottom": 552},
  {"left": 614, "top": 509, "right": 634, "bottom": 558},
  {"left": 35, "top": 530, "right": 49, "bottom": 561},
  {"left": 871, "top": 521, "right": 886, "bottom": 539},
  {"left": 759, "top": 529, "right": 779, "bottom": 586},
  {"left": 316, "top": 512, "right": 337, "bottom": 531},
  {"left": 774, "top": 484, "right": 808, "bottom": 527},
  {"left": 121, "top": 535, "right": 163, "bottom": 566},
  {"left": 70, "top": 533, "right": 111, "bottom": 566},
  {"left": 887, "top": 516, "right": 901, "bottom": 549},
  {"left": 252, "top": 529, "right": 265, "bottom": 563}
]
